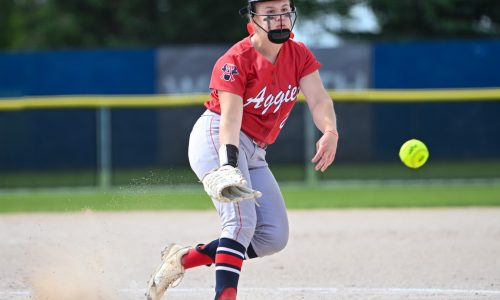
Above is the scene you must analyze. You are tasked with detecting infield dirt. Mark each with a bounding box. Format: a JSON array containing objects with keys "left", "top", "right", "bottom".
[{"left": 1, "top": 208, "right": 499, "bottom": 300}]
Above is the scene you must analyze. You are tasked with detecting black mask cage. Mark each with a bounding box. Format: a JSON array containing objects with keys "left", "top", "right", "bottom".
[{"left": 239, "top": 2, "right": 298, "bottom": 44}]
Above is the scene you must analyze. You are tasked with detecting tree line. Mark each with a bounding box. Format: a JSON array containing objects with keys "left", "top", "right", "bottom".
[{"left": 0, "top": 0, "right": 498, "bottom": 50}]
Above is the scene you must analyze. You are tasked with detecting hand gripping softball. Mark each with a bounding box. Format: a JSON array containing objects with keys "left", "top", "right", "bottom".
[{"left": 202, "top": 165, "right": 262, "bottom": 203}]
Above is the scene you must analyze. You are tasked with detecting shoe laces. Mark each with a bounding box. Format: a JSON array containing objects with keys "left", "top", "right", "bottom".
[{"left": 170, "top": 273, "right": 184, "bottom": 288}]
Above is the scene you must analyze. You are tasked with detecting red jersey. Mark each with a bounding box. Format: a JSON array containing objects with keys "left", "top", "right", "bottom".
[{"left": 205, "top": 36, "right": 321, "bottom": 145}]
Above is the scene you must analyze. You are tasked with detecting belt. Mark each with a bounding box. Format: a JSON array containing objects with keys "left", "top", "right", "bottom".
[{"left": 252, "top": 139, "right": 268, "bottom": 149}]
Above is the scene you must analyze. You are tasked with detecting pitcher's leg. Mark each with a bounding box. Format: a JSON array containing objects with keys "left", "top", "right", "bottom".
[
  {"left": 188, "top": 112, "right": 258, "bottom": 299},
  {"left": 189, "top": 112, "right": 258, "bottom": 247},
  {"left": 248, "top": 166, "right": 289, "bottom": 257}
]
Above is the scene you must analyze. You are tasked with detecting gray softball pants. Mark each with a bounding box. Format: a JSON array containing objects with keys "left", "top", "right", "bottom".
[{"left": 188, "top": 110, "right": 289, "bottom": 257}]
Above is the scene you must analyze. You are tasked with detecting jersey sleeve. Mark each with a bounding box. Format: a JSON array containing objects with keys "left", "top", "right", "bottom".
[
  {"left": 299, "top": 44, "right": 322, "bottom": 79},
  {"left": 209, "top": 54, "right": 246, "bottom": 98}
]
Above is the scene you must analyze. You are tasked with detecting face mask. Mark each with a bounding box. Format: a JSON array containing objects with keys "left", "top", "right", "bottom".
[
  {"left": 250, "top": 9, "right": 297, "bottom": 44},
  {"left": 267, "top": 29, "right": 292, "bottom": 44}
]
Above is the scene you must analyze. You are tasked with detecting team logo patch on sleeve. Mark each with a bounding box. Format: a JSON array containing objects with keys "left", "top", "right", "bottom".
[{"left": 220, "top": 63, "right": 239, "bottom": 82}]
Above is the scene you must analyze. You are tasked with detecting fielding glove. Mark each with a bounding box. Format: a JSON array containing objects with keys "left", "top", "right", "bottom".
[{"left": 201, "top": 165, "right": 262, "bottom": 204}]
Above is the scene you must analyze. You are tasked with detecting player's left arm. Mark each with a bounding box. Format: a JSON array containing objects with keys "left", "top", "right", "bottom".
[{"left": 299, "top": 70, "right": 339, "bottom": 172}]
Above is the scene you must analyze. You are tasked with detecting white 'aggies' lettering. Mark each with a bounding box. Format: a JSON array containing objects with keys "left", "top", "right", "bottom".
[{"left": 243, "top": 85, "right": 299, "bottom": 115}]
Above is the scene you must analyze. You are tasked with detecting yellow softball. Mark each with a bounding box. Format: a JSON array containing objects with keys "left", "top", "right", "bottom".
[{"left": 399, "top": 139, "right": 429, "bottom": 169}]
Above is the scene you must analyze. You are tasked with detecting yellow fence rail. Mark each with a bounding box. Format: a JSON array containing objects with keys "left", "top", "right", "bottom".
[{"left": 1, "top": 88, "right": 500, "bottom": 111}]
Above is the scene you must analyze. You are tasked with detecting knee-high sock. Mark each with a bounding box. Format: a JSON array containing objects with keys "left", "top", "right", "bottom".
[
  {"left": 182, "top": 240, "right": 259, "bottom": 270},
  {"left": 214, "top": 238, "right": 246, "bottom": 299}
]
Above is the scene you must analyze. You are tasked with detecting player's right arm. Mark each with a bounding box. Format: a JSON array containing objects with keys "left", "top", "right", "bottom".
[
  {"left": 201, "top": 90, "right": 262, "bottom": 203},
  {"left": 218, "top": 90, "right": 244, "bottom": 148}
]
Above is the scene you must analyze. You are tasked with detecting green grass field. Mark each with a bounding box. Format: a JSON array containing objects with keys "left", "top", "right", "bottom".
[
  {"left": 1, "top": 183, "right": 499, "bottom": 213},
  {"left": 2, "top": 160, "right": 500, "bottom": 188},
  {"left": 1, "top": 160, "right": 499, "bottom": 213}
]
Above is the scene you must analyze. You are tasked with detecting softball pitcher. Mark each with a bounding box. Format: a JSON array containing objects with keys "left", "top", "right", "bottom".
[{"left": 146, "top": 0, "right": 339, "bottom": 299}]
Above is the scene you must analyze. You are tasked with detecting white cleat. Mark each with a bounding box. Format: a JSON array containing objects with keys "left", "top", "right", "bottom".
[{"left": 146, "top": 243, "right": 190, "bottom": 300}]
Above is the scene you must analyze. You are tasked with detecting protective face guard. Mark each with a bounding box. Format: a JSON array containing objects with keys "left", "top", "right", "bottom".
[{"left": 250, "top": 9, "right": 297, "bottom": 44}]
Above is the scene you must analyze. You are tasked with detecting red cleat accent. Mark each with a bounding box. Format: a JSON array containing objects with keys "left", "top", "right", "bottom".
[{"left": 217, "top": 287, "right": 237, "bottom": 300}]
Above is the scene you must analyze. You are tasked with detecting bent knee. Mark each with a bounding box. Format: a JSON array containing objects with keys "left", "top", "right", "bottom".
[
  {"left": 253, "top": 230, "right": 289, "bottom": 257},
  {"left": 272, "top": 233, "right": 289, "bottom": 253}
]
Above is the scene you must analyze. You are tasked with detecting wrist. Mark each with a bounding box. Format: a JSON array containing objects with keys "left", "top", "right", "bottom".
[
  {"left": 219, "top": 144, "right": 239, "bottom": 167},
  {"left": 324, "top": 129, "right": 339, "bottom": 138}
]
